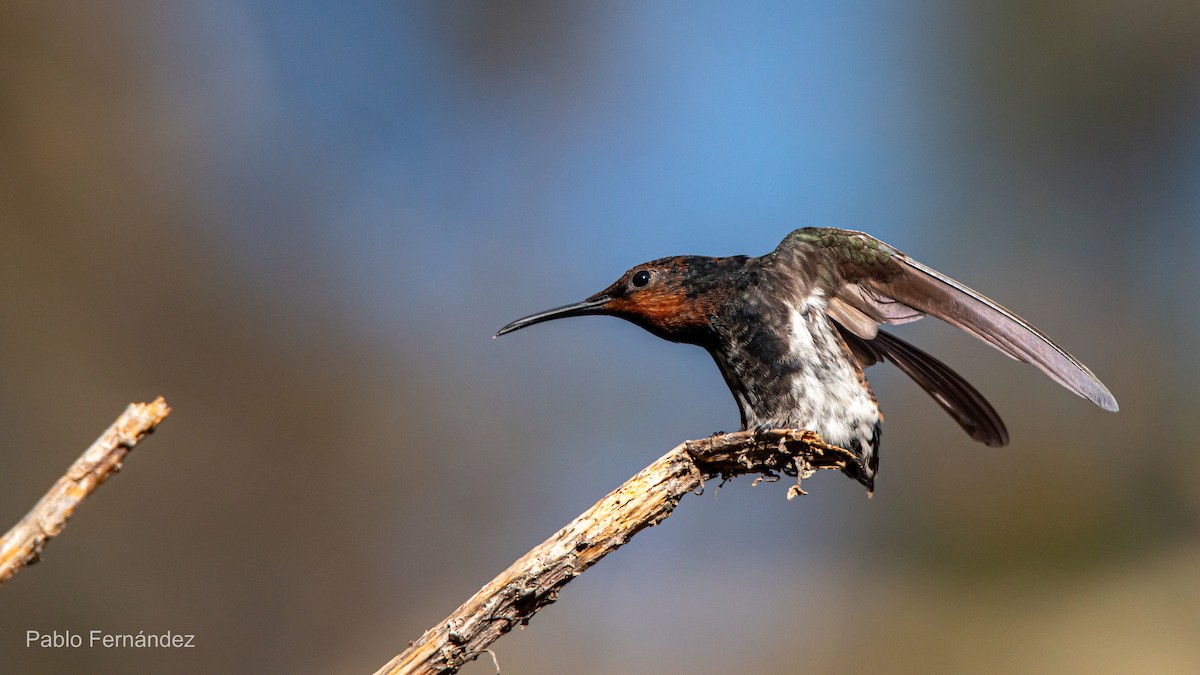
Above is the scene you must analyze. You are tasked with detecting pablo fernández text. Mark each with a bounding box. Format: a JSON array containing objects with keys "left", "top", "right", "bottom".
[{"left": 26, "top": 630, "right": 196, "bottom": 649}]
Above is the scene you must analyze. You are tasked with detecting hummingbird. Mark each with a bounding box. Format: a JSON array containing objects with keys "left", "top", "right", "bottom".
[{"left": 496, "top": 228, "right": 1118, "bottom": 492}]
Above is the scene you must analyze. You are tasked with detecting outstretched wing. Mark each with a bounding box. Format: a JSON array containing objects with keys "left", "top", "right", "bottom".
[
  {"left": 839, "top": 326, "right": 1008, "bottom": 446},
  {"left": 776, "top": 228, "right": 1118, "bottom": 412}
]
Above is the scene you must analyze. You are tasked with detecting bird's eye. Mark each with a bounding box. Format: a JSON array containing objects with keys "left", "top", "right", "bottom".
[{"left": 631, "top": 270, "right": 652, "bottom": 288}]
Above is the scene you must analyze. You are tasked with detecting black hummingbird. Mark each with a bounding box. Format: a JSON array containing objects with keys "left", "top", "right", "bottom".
[{"left": 496, "top": 228, "right": 1118, "bottom": 492}]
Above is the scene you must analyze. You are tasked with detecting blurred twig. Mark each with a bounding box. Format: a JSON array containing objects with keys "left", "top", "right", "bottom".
[
  {"left": 373, "top": 429, "right": 854, "bottom": 675},
  {"left": 0, "top": 397, "right": 171, "bottom": 587}
]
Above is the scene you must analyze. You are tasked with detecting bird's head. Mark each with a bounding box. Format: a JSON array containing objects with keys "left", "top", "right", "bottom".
[{"left": 495, "top": 255, "right": 737, "bottom": 344}]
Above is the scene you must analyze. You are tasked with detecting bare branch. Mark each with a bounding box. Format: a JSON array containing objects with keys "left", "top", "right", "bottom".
[
  {"left": 0, "top": 397, "right": 171, "bottom": 587},
  {"left": 374, "top": 429, "right": 855, "bottom": 675}
]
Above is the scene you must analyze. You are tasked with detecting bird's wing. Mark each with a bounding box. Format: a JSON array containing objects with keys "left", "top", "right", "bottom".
[
  {"left": 839, "top": 326, "right": 1008, "bottom": 446},
  {"left": 776, "top": 228, "right": 1118, "bottom": 411}
]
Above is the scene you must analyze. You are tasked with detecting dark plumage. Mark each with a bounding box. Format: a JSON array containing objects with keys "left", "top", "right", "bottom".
[{"left": 497, "top": 228, "right": 1118, "bottom": 492}]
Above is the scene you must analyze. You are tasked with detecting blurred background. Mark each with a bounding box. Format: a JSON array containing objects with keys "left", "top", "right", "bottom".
[{"left": 1, "top": 1, "right": 1197, "bottom": 673}]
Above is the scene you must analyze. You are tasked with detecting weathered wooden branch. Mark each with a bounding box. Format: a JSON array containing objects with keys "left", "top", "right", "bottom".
[
  {"left": 0, "top": 397, "right": 171, "bottom": 587},
  {"left": 374, "top": 429, "right": 856, "bottom": 675}
]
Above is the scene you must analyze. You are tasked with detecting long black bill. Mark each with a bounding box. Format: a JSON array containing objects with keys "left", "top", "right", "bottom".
[{"left": 494, "top": 296, "right": 612, "bottom": 337}]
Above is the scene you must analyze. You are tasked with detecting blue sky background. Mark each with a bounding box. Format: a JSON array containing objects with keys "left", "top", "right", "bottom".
[{"left": 2, "top": 2, "right": 1198, "bottom": 673}]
